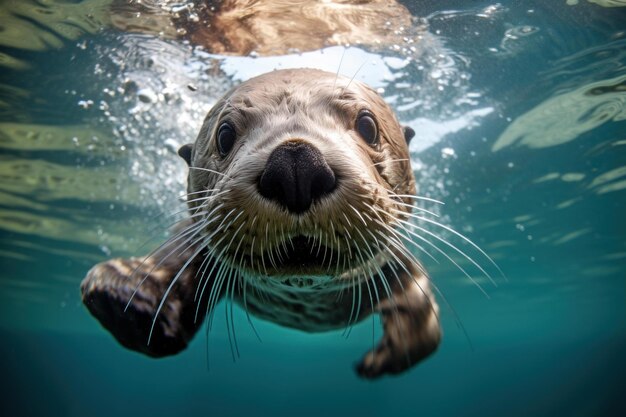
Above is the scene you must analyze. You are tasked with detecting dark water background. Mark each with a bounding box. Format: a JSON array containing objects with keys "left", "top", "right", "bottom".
[{"left": 1, "top": 1, "right": 624, "bottom": 416}]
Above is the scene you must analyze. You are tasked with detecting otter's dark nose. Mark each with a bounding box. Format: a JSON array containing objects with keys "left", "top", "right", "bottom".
[{"left": 259, "top": 141, "right": 336, "bottom": 214}]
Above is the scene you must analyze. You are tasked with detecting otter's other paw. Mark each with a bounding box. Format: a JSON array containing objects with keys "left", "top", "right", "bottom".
[
  {"left": 355, "top": 339, "right": 396, "bottom": 379},
  {"left": 355, "top": 336, "right": 417, "bottom": 379},
  {"left": 355, "top": 334, "right": 440, "bottom": 379},
  {"left": 355, "top": 302, "right": 441, "bottom": 379}
]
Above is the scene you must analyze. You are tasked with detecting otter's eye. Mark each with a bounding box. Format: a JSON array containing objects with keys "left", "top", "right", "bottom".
[
  {"left": 356, "top": 111, "right": 378, "bottom": 145},
  {"left": 217, "top": 122, "right": 236, "bottom": 156}
]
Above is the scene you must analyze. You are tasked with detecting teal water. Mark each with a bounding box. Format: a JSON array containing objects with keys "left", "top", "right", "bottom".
[{"left": 1, "top": 1, "right": 624, "bottom": 416}]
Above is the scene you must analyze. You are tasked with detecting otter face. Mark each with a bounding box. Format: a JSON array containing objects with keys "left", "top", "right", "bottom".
[{"left": 180, "top": 69, "right": 416, "bottom": 285}]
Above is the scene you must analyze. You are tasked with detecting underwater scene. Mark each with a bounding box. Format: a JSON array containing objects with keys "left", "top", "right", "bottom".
[{"left": 0, "top": 0, "right": 624, "bottom": 416}]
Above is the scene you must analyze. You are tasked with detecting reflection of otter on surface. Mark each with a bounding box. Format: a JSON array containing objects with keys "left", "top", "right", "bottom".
[
  {"left": 110, "top": 0, "right": 417, "bottom": 55},
  {"left": 81, "top": 69, "right": 441, "bottom": 378}
]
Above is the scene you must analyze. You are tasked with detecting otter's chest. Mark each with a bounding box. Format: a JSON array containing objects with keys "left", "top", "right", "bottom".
[{"left": 238, "top": 284, "right": 355, "bottom": 332}]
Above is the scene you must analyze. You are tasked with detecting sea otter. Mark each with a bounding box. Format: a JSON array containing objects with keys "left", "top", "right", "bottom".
[{"left": 81, "top": 68, "right": 441, "bottom": 378}]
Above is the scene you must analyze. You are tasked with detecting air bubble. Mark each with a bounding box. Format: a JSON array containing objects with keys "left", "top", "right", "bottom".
[{"left": 137, "top": 88, "right": 157, "bottom": 103}]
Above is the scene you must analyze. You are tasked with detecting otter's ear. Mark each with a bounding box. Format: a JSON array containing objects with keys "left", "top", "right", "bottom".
[
  {"left": 178, "top": 144, "right": 193, "bottom": 165},
  {"left": 402, "top": 126, "right": 415, "bottom": 144}
]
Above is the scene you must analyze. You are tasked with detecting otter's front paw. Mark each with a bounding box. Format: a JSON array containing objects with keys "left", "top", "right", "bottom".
[
  {"left": 355, "top": 338, "right": 407, "bottom": 379},
  {"left": 354, "top": 319, "right": 441, "bottom": 379},
  {"left": 80, "top": 259, "right": 192, "bottom": 358}
]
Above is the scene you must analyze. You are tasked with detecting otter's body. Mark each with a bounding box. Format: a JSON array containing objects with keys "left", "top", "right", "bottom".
[{"left": 81, "top": 69, "right": 441, "bottom": 378}]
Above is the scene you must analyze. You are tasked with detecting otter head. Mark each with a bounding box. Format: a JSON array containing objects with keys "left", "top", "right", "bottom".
[{"left": 178, "top": 69, "right": 416, "bottom": 288}]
